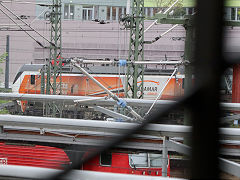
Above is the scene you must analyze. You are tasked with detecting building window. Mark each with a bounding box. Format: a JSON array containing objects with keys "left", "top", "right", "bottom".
[
  {"left": 107, "top": 6, "right": 111, "bottom": 20},
  {"left": 112, "top": 7, "right": 116, "bottom": 20},
  {"left": 100, "top": 152, "right": 112, "bottom": 166},
  {"left": 186, "top": 7, "right": 195, "bottom": 15},
  {"left": 230, "top": 7, "right": 240, "bottom": 21},
  {"left": 64, "top": 4, "right": 75, "bottom": 19},
  {"left": 82, "top": 5, "right": 93, "bottom": 20},
  {"left": 119, "top": 7, "right": 122, "bottom": 16},
  {"left": 106, "top": 6, "right": 121, "bottom": 21}
]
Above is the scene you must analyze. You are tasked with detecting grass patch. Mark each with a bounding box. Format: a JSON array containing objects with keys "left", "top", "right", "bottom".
[
  {"left": 0, "top": 108, "right": 9, "bottom": 114},
  {"left": 0, "top": 100, "right": 9, "bottom": 104},
  {"left": 0, "top": 88, "right": 11, "bottom": 93},
  {"left": 0, "top": 99, "right": 11, "bottom": 114}
]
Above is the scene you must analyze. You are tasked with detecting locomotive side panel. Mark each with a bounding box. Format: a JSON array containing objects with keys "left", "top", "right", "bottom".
[
  {"left": 83, "top": 152, "right": 169, "bottom": 176},
  {"left": 0, "top": 142, "right": 70, "bottom": 169},
  {"left": 16, "top": 73, "right": 183, "bottom": 100}
]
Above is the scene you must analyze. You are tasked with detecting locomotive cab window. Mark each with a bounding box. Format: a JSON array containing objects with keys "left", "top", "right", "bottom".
[
  {"left": 30, "top": 75, "right": 35, "bottom": 85},
  {"left": 129, "top": 153, "right": 163, "bottom": 168},
  {"left": 100, "top": 152, "right": 112, "bottom": 166},
  {"left": 149, "top": 153, "right": 163, "bottom": 167},
  {"left": 129, "top": 153, "right": 148, "bottom": 168}
]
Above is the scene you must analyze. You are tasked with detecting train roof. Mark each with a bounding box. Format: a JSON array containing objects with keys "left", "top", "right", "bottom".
[
  {"left": 13, "top": 64, "right": 45, "bottom": 84},
  {"left": 19, "top": 64, "right": 45, "bottom": 72},
  {"left": 13, "top": 63, "right": 179, "bottom": 84}
]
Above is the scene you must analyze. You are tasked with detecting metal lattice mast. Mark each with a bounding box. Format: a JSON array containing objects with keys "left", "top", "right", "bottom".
[
  {"left": 45, "top": 0, "right": 62, "bottom": 116},
  {"left": 125, "top": 0, "right": 144, "bottom": 99}
]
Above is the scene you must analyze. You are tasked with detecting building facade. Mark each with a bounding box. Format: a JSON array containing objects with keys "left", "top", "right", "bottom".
[
  {"left": 183, "top": 0, "right": 240, "bottom": 20},
  {"left": 36, "top": 0, "right": 176, "bottom": 21},
  {"left": 0, "top": 0, "right": 186, "bottom": 85}
]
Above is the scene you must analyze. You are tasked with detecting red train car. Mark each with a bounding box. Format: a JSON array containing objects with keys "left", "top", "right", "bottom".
[
  {"left": 0, "top": 142, "right": 70, "bottom": 169},
  {"left": 84, "top": 151, "right": 170, "bottom": 176},
  {"left": 0, "top": 142, "right": 170, "bottom": 176}
]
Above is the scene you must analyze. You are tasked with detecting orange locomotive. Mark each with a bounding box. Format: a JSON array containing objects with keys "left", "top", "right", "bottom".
[
  {"left": 12, "top": 64, "right": 184, "bottom": 99},
  {"left": 12, "top": 64, "right": 184, "bottom": 115}
]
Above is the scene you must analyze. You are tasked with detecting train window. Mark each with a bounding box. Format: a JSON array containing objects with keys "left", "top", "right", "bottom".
[
  {"left": 30, "top": 75, "right": 35, "bottom": 85},
  {"left": 100, "top": 152, "right": 112, "bottom": 166},
  {"left": 71, "top": 85, "right": 78, "bottom": 94},
  {"left": 129, "top": 153, "right": 148, "bottom": 168},
  {"left": 182, "top": 78, "right": 184, "bottom": 89},
  {"left": 149, "top": 153, "right": 163, "bottom": 167}
]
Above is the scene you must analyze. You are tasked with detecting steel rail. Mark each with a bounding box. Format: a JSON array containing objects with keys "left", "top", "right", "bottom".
[
  {"left": 0, "top": 132, "right": 167, "bottom": 152},
  {"left": 0, "top": 115, "right": 240, "bottom": 140},
  {"left": 1, "top": 93, "right": 240, "bottom": 110},
  {"left": 0, "top": 115, "right": 191, "bottom": 138},
  {"left": 2, "top": 126, "right": 240, "bottom": 156}
]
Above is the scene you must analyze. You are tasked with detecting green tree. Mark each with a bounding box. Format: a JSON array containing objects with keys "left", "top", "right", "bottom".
[
  {"left": 0, "top": 53, "right": 9, "bottom": 114},
  {"left": 153, "top": 0, "right": 184, "bottom": 17},
  {"left": 0, "top": 52, "right": 7, "bottom": 74}
]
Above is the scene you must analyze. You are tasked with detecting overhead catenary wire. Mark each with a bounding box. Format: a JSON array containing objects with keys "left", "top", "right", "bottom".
[
  {"left": 0, "top": 2, "right": 55, "bottom": 47},
  {"left": 145, "top": 67, "right": 178, "bottom": 117},
  {"left": 71, "top": 59, "right": 144, "bottom": 122},
  {"left": 0, "top": 7, "right": 45, "bottom": 48},
  {"left": 1, "top": 0, "right": 53, "bottom": 6},
  {"left": 163, "top": 0, "right": 181, "bottom": 15},
  {"left": 29, "top": 7, "right": 49, "bottom": 25},
  {"left": 144, "top": 0, "right": 180, "bottom": 33},
  {"left": 144, "top": 24, "right": 179, "bottom": 44}
]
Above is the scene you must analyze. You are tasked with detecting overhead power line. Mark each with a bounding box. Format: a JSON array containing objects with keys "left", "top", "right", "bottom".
[
  {"left": 0, "top": 2, "right": 55, "bottom": 47},
  {"left": 0, "top": 7, "right": 46, "bottom": 48},
  {"left": 1, "top": 0, "right": 54, "bottom": 7}
]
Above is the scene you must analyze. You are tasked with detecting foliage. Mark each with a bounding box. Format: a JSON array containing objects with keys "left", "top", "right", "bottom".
[
  {"left": 0, "top": 108, "right": 9, "bottom": 114},
  {"left": 0, "top": 100, "right": 10, "bottom": 114},
  {"left": 0, "top": 53, "right": 7, "bottom": 75},
  {"left": 152, "top": 0, "right": 185, "bottom": 17},
  {"left": 0, "top": 100, "right": 9, "bottom": 104},
  {"left": 0, "top": 88, "right": 11, "bottom": 92},
  {"left": 152, "top": 0, "right": 183, "bottom": 8},
  {"left": 0, "top": 52, "right": 7, "bottom": 63}
]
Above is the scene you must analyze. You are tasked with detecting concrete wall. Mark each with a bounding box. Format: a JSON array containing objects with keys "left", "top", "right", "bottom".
[{"left": 32, "top": 20, "right": 185, "bottom": 63}]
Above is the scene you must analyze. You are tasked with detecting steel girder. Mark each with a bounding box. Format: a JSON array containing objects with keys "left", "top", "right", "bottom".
[{"left": 126, "top": 0, "right": 144, "bottom": 99}]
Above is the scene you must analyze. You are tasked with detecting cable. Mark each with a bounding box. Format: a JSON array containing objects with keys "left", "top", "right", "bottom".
[
  {"left": 0, "top": 2, "right": 54, "bottom": 47},
  {"left": 29, "top": 7, "right": 49, "bottom": 25},
  {"left": 0, "top": 7, "right": 46, "bottom": 48},
  {"left": 1, "top": 0, "right": 53, "bottom": 6},
  {"left": 145, "top": 67, "right": 178, "bottom": 117},
  {"left": 144, "top": 24, "right": 179, "bottom": 44}
]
